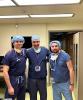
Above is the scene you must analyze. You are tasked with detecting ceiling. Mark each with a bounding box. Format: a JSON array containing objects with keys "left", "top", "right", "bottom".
[{"left": 0, "top": 0, "right": 83, "bottom": 24}]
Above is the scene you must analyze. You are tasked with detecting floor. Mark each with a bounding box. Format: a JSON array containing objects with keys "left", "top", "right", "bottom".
[
  {"left": 25, "top": 85, "right": 75, "bottom": 100},
  {"left": 25, "top": 85, "right": 53, "bottom": 100}
]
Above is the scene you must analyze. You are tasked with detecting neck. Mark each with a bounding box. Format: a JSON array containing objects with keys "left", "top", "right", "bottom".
[
  {"left": 33, "top": 47, "right": 40, "bottom": 50},
  {"left": 14, "top": 48, "right": 22, "bottom": 53}
]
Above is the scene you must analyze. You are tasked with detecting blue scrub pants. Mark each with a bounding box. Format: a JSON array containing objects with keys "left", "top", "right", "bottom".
[
  {"left": 52, "top": 81, "right": 73, "bottom": 100},
  {"left": 5, "top": 76, "right": 26, "bottom": 100},
  {"left": 28, "top": 78, "right": 47, "bottom": 100}
]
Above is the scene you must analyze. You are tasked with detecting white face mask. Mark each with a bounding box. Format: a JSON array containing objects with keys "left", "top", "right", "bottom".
[
  {"left": 34, "top": 48, "right": 41, "bottom": 53},
  {"left": 50, "top": 54, "right": 58, "bottom": 61},
  {"left": 14, "top": 48, "right": 22, "bottom": 53}
]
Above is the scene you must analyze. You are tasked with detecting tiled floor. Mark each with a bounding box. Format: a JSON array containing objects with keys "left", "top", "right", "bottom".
[{"left": 0, "top": 85, "right": 75, "bottom": 100}]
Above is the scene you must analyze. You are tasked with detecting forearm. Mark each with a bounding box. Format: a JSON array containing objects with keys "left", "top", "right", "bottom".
[
  {"left": 67, "top": 60, "right": 74, "bottom": 85},
  {"left": 3, "top": 71, "right": 12, "bottom": 88},
  {"left": 69, "top": 68, "right": 74, "bottom": 85}
]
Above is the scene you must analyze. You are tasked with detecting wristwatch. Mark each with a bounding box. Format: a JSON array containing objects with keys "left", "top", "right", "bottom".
[{"left": 70, "top": 83, "right": 74, "bottom": 86}]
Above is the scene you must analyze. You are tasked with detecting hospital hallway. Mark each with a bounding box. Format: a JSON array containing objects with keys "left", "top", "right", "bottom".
[
  {"left": 0, "top": 1, "right": 83, "bottom": 99},
  {"left": 0, "top": 32, "right": 83, "bottom": 100}
]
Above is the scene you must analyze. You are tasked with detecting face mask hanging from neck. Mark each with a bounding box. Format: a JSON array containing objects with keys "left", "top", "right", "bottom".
[
  {"left": 50, "top": 53, "right": 58, "bottom": 61},
  {"left": 34, "top": 47, "right": 41, "bottom": 53}
]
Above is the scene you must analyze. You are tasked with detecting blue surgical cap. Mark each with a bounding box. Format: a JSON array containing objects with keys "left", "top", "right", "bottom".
[
  {"left": 32, "top": 35, "right": 40, "bottom": 41},
  {"left": 50, "top": 40, "right": 61, "bottom": 48},
  {"left": 12, "top": 35, "right": 25, "bottom": 43}
]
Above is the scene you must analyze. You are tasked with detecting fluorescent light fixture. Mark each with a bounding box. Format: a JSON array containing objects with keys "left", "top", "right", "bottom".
[
  {"left": 0, "top": 0, "right": 15, "bottom": 6},
  {"left": 14, "top": 0, "right": 80, "bottom": 5},
  {"left": 30, "top": 14, "right": 74, "bottom": 18},
  {"left": 0, "top": 15, "right": 29, "bottom": 19}
]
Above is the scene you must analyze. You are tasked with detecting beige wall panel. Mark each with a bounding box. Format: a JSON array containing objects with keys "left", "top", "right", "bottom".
[
  {"left": 47, "top": 23, "right": 83, "bottom": 31},
  {"left": 0, "top": 23, "right": 83, "bottom": 56},
  {"left": 78, "top": 32, "right": 83, "bottom": 100},
  {"left": 0, "top": 24, "right": 47, "bottom": 56}
]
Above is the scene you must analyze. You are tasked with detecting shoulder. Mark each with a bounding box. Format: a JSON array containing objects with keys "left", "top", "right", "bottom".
[
  {"left": 3, "top": 50, "right": 14, "bottom": 62},
  {"left": 60, "top": 50, "right": 70, "bottom": 61},
  {"left": 41, "top": 47, "right": 51, "bottom": 55},
  {"left": 5, "top": 49, "right": 13, "bottom": 57},
  {"left": 41, "top": 46, "right": 49, "bottom": 52},
  {"left": 60, "top": 50, "right": 68, "bottom": 55},
  {"left": 26, "top": 47, "right": 33, "bottom": 52},
  {"left": 41, "top": 46, "right": 49, "bottom": 51},
  {"left": 25, "top": 48, "right": 33, "bottom": 56},
  {"left": 62, "top": 50, "right": 70, "bottom": 57}
]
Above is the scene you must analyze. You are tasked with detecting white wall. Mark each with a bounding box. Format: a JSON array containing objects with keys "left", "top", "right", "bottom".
[
  {"left": 0, "top": 23, "right": 83, "bottom": 56},
  {"left": 0, "top": 24, "right": 47, "bottom": 56}
]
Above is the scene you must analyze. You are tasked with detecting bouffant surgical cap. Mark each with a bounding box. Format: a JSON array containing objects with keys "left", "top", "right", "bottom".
[
  {"left": 50, "top": 40, "right": 61, "bottom": 48},
  {"left": 32, "top": 35, "right": 40, "bottom": 41},
  {"left": 12, "top": 35, "right": 25, "bottom": 43}
]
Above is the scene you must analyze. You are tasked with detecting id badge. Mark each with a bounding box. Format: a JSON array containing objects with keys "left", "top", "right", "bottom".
[
  {"left": 51, "top": 77, "right": 55, "bottom": 84},
  {"left": 35, "top": 66, "right": 41, "bottom": 72},
  {"left": 51, "top": 68, "right": 55, "bottom": 71}
]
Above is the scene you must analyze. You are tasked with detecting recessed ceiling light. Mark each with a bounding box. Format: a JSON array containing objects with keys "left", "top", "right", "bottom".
[
  {"left": 30, "top": 14, "right": 74, "bottom": 18},
  {"left": 0, "top": 0, "right": 15, "bottom": 6},
  {"left": 14, "top": 0, "right": 80, "bottom": 5},
  {"left": 0, "top": 15, "right": 29, "bottom": 18}
]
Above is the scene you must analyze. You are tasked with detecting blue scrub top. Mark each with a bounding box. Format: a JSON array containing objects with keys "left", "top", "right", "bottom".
[
  {"left": 27, "top": 47, "right": 50, "bottom": 79},
  {"left": 2, "top": 49, "right": 27, "bottom": 76},
  {"left": 50, "top": 50, "right": 70, "bottom": 83}
]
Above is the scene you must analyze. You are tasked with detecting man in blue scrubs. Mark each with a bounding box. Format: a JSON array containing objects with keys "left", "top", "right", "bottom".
[
  {"left": 49, "top": 40, "right": 74, "bottom": 100},
  {"left": 2, "top": 35, "right": 27, "bottom": 100},
  {"left": 27, "top": 35, "right": 50, "bottom": 100}
]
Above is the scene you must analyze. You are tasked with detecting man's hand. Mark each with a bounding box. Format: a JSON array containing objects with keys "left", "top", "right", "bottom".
[
  {"left": 3, "top": 65, "right": 14, "bottom": 95},
  {"left": 69, "top": 84, "right": 74, "bottom": 92},
  {"left": 8, "top": 86, "right": 14, "bottom": 95}
]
